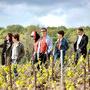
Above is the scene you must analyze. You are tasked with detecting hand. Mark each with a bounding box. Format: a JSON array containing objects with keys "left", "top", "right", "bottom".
[
  {"left": 78, "top": 49, "right": 81, "bottom": 53},
  {"left": 45, "top": 52, "right": 47, "bottom": 55},
  {"left": 33, "top": 52, "right": 36, "bottom": 55}
]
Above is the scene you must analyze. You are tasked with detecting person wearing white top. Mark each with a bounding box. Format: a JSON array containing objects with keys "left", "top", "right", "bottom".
[
  {"left": 74, "top": 28, "right": 88, "bottom": 65},
  {"left": 12, "top": 42, "right": 19, "bottom": 63},
  {"left": 11, "top": 34, "right": 24, "bottom": 64},
  {"left": 77, "top": 35, "right": 82, "bottom": 50},
  {"left": 11, "top": 34, "right": 25, "bottom": 77}
]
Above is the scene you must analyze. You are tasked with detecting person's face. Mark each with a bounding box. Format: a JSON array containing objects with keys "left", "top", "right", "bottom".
[
  {"left": 6, "top": 35, "right": 9, "bottom": 40},
  {"left": 57, "top": 34, "right": 63, "bottom": 39},
  {"left": 41, "top": 31, "right": 47, "bottom": 37},
  {"left": 12, "top": 37, "right": 16, "bottom": 43},
  {"left": 77, "top": 30, "right": 83, "bottom": 36},
  {"left": 31, "top": 36, "right": 35, "bottom": 41}
]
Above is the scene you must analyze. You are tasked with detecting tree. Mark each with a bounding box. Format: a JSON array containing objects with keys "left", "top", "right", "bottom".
[
  {"left": 6, "top": 25, "right": 24, "bottom": 33},
  {"left": 57, "top": 26, "right": 67, "bottom": 30}
]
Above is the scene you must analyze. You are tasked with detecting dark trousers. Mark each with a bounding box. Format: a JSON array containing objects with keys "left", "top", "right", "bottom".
[
  {"left": 13, "top": 66, "right": 18, "bottom": 77},
  {"left": 54, "top": 50, "right": 65, "bottom": 64},
  {"left": 12, "top": 59, "right": 18, "bottom": 77},
  {"left": 75, "top": 50, "right": 86, "bottom": 65},
  {"left": 39, "top": 53, "right": 47, "bottom": 64},
  {"left": 33, "top": 53, "right": 38, "bottom": 64}
]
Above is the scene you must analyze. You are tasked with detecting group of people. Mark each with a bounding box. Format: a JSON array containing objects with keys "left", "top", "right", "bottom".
[
  {"left": 0, "top": 27, "right": 89, "bottom": 67},
  {"left": 31, "top": 27, "right": 88, "bottom": 65},
  {"left": 0, "top": 33, "right": 25, "bottom": 65}
]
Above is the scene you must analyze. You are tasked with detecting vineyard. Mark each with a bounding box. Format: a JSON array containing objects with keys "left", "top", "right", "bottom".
[
  {"left": 0, "top": 53, "right": 90, "bottom": 90},
  {"left": 0, "top": 0, "right": 90, "bottom": 89},
  {"left": 0, "top": 25, "right": 90, "bottom": 90}
]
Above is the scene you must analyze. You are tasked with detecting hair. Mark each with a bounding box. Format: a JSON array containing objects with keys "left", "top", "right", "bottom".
[
  {"left": 57, "top": 30, "right": 64, "bottom": 37},
  {"left": 41, "top": 27, "right": 47, "bottom": 31},
  {"left": 7, "top": 33, "right": 13, "bottom": 42},
  {"left": 77, "top": 27, "right": 84, "bottom": 32},
  {"left": 13, "top": 33, "right": 20, "bottom": 41},
  {"left": 35, "top": 32, "right": 40, "bottom": 42}
]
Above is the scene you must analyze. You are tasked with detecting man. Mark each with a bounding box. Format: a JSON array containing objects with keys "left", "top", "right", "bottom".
[
  {"left": 74, "top": 28, "right": 88, "bottom": 64},
  {"left": 54, "top": 30, "right": 68, "bottom": 63},
  {"left": 38, "top": 28, "right": 53, "bottom": 64}
]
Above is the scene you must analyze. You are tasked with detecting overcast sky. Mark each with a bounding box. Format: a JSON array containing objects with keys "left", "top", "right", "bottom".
[{"left": 0, "top": 0, "right": 90, "bottom": 27}]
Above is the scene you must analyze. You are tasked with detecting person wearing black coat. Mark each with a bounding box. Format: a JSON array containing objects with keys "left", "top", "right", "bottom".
[
  {"left": 74, "top": 28, "right": 88, "bottom": 64},
  {"left": 0, "top": 33, "right": 12, "bottom": 65}
]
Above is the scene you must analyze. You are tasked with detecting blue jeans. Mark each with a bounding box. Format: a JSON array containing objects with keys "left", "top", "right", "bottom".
[
  {"left": 54, "top": 50, "right": 65, "bottom": 64},
  {"left": 12, "top": 59, "right": 18, "bottom": 77}
]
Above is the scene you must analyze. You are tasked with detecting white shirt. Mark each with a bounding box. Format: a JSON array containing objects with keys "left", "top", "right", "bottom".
[
  {"left": 77, "top": 35, "right": 82, "bottom": 50},
  {"left": 11, "top": 42, "right": 19, "bottom": 60}
]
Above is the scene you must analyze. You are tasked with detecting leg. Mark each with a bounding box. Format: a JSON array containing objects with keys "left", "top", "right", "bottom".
[
  {"left": 75, "top": 52, "right": 80, "bottom": 65},
  {"left": 13, "top": 64, "right": 18, "bottom": 77},
  {"left": 43, "top": 53, "right": 47, "bottom": 63},
  {"left": 34, "top": 53, "right": 38, "bottom": 64}
]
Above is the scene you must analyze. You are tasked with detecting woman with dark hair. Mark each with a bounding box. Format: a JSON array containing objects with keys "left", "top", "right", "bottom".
[
  {"left": 53, "top": 30, "right": 69, "bottom": 63},
  {"left": 11, "top": 33, "right": 25, "bottom": 77},
  {"left": 0, "top": 33, "right": 13, "bottom": 65},
  {"left": 31, "top": 31, "right": 40, "bottom": 64},
  {"left": 11, "top": 33, "right": 25, "bottom": 64}
]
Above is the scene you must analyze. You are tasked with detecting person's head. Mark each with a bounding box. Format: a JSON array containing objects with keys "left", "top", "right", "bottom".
[
  {"left": 40, "top": 28, "right": 47, "bottom": 37},
  {"left": 57, "top": 30, "right": 64, "bottom": 39},
  {"left": 12, "top": 33, "right": 19, "bottom": 43},
  {"left": 31, "top": 31, "right": 40, "bottom": 42},
  {"left": 77, "top": 27, "right": 84, "bottom": 36},
  {"left": 6, "top": 33, "right": 13, "bottom": 42}
]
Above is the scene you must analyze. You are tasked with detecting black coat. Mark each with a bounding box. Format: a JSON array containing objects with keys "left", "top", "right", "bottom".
[
  {"left": 0, "top": 40, "right": 12, "bottom": 65},
  {"left": 74, "top": 34, "right": 88, "bottom": 56}
]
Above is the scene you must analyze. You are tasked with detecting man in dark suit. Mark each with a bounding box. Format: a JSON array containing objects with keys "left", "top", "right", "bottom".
[{"left": 74, "top": 28, "right": 88, "bottom": 64}]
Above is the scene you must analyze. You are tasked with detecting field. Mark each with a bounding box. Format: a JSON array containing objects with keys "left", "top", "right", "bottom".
[{"left": 0, "top": 25, "right": 90, "bottom": 90}]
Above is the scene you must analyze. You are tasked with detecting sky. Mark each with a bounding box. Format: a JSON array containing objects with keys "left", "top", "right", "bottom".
[{"left": 0, "top": 0, "right": 90, "bottom": 27}]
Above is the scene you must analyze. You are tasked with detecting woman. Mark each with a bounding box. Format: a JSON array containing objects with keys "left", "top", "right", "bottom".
[
  {"left": 11, "top": 33, "right": 25, "bottom": 64},
  {"left": 31, "top": 31, "right": 40, "bottom": 64},
  {"left": 0, "top": 33, "right": 13, "bottom": 65},
  {"left": 11, "top": 33, "right": 25, "bottom": 77},
  {"left": 54, "top": 30, "right": 69, "bottom": 63}
]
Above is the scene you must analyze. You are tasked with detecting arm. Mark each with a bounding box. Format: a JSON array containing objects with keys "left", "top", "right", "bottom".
[
  {"left": 46, "top": 36, "right": 53, "bottom": 54},
  {"left": 65, "top": 39, "right": 69, "bottom": 50},
  {"left": 74, "top": 40, "right": 77, "bottom": 52},
  {"left": 80, "top": 35, "right": 88, "bottom": 50},
  {"left": 37, "top": 40, "right": 40, "bottom": 58},
  {"left": 17, "top": 44, "right": 25, "bottom": 60},
  {"left": 0, "top": 43, "right": 4, "bottom": 48},
  {"left": 60, "top": 39, "right": 68, "bottom": 51}
]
